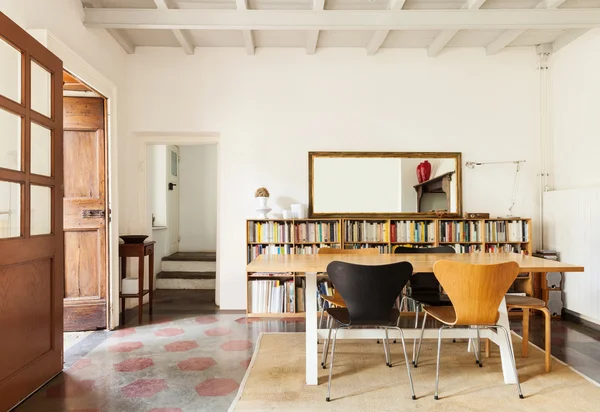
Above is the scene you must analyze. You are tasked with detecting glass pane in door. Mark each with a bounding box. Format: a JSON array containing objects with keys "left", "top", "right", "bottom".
[
  {"left": 0, "top": 107, "right": 21, "bottom": 171},
  {"left": 31, "top": 60, "right": 51, "bottom": 117},
  {"left": 0, "top": 37, "right": 22, "bottom": 103},
  {"left": 30, "top": 184, "right": 51, "bottom": 235},
  {"left": 31, "top": 122, "right": 51, "bottom": 176},
  {"left": 0, "top": 181, "right": 21, "bottom": 238}
]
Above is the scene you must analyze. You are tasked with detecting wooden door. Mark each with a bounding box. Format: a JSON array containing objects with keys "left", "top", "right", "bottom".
[
  {"left": 63, "top": 97, "right": 107, "bottom": 331},
  {"left": 0, "top": 12, "right": 64, "bottom": 412}
]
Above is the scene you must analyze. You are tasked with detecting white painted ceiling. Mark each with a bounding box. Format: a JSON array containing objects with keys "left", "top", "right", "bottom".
[{"left": 81, "top": 0, "right": 600, "bottom": 55}]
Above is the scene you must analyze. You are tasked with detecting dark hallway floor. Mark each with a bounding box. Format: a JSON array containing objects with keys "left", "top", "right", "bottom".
[{"left": 13, "top": 290, "right": 600, "bottom": 411}]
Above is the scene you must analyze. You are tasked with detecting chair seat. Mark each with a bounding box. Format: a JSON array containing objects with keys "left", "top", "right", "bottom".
[
  {"left": 321, "top": 292, "right": 346, "bottom": 308},
  {"left": 505, "top": 295, "right": 546, "bottom": 309},
  {"left": 406, "top": 291, "right": 452, "bottom": 307},
  {"left": 326, "top": 307, "right": 400, "bottom": 327},
  {"left": 422, "top": 306, "right": 457, "bottom": 325}
]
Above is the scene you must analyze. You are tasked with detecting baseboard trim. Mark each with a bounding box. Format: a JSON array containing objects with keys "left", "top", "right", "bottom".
[{"left": 563, "top": 309, "right": 600, "bottom": 332}]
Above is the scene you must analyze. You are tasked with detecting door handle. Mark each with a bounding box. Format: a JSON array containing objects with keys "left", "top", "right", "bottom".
[{"left": 82, "top": 209, "right": 105, "bottom": 218}]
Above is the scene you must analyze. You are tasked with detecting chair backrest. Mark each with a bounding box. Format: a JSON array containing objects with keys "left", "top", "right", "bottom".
[
  {"left": 326, "top": 261, "right": 413, "bottom": 325},
  {"left": 433, "top": 260, "right": 520, "bottom": 326},
  {"left": 394, "top": 246, "right": 455, "bottom": 291},
  {"left": 318, "top": 247, "right": 379, "bottom": 255}
]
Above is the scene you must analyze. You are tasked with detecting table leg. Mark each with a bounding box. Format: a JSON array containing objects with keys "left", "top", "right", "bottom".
[
  {"left": 497, "top": 297, "right": 517, "bottom": 384},
  {"left": 305, "top": 271, "right": 318, "bottom": 385},
  {"left": 148, "top": 251, "right": 154, "bottom": 316},
  {"left": 138, "top": 255, "right": 144, "bottom": 324}
]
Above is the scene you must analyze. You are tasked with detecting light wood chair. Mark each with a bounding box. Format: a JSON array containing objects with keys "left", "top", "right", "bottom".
[
  {"left": 420, "top": 260, "right": 524, "bottom": 400},
  {"left": 506, "top": 295, "right": 552, "bottom": 372}
]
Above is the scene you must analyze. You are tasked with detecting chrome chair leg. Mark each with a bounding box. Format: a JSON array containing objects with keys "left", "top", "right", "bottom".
[
  {"left": 385, "top": 327, "right": 392, "bottom": 367},
  {"left": 382, "top": 327, "right": 390, "bottom": 366},
  {"left": 496, "top": 325, "right": 525, "bottom": 399},
  {"left": 326, "top": 327, "right": 340, "bottom": 402},
  {"left": 394, "top": 327, "right": 417, "bottom": 400},
  {"left": 414, "top": 312, "right": 427, "bottom": 367},
  {"left": 434, "top": 325, "right": 449, "bottom": 400},
  {"left": 321, "top": 316, "right": 333, "bottom": 368},
  {"left": 411, "top": 304, "right": 420, "bottom": 358},
  {"left": 394, "top": 296, "right": 407, "bottom": 343}
]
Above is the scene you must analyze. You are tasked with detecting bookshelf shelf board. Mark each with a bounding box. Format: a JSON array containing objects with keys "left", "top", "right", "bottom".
[
  {"left": 344, "top": 241, "right": 389, "bottom": 244},
  {"left": 391, "top": 242, "right": 435, "bottom": 245},
  {"left": 439, "top": 242, "right": 483, "bottom": 245},
  {"left": 248, "top": 274, "right": 294, "bottom": 278},
  {"left": 247, "top": 312, "right": 305, "bottom": 318},
  {"left": 485, "top": 241, "right": 529, "bottom": 244},
  {"left": 248, "top": 242, "right": 294, "bottom": 245},
  {"left": 294, "top": 242, "right": 341, "bottom": 245}
]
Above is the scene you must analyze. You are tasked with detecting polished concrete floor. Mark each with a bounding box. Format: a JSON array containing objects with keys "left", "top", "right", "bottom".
[{"left": 14, "top": 290, "right": 600, "bottom": 412}]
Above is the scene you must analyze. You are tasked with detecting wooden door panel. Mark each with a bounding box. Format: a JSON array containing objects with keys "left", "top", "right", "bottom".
[
  {"left": 63, "top": 97, "right": 103, "bottom": 130},
  {"left": 64, "top": 230, "right": 103, "bottom": 298},
  {"left": 63, "top": 130, "right": 103, "bottom": 199},
  {"left": 0, "top": 12, "right": 63, "bottom": 411},
  {"left": 0, "top": 259, "right": 53, "bottom": 383},
  {"left": 63, "top": 97, "right": 107, "bottom": 332}
]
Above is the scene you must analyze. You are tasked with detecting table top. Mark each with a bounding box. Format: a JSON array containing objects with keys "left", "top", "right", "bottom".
[{"left": 246, "top": 253, "right": 584, "bottom": 273}]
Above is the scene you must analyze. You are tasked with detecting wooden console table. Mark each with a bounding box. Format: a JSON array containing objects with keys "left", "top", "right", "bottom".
[{"left": 119, "top": 241, "right": 155, "bottom": 324}]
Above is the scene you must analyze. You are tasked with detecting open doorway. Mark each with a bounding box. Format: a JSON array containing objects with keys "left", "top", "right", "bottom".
[
  {"left": 144, "top": 143, "right": 218, "bottom": 317},
  {"left": 62, "top": 70, "right": 110, "bottom": 336}
]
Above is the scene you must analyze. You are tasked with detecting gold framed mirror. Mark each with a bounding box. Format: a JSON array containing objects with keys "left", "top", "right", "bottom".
[{"left": 308, "top": 151, "right": 462, "bottom": 218}]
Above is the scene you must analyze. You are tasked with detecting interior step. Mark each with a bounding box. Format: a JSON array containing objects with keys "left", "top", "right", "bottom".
[
  {"left": 156, "top": 271, "right": 216, "bottom": 290},
  {"left": 161, "top": 260, "right": 216, "bottom": 272},
  {"left": 162, "top": 252, "right": 216, "bottom": 262}
]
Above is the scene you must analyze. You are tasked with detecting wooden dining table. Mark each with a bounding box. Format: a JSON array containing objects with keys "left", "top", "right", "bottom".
[{"left": 246, "top": 252, "right": 584, "bottom": 386}]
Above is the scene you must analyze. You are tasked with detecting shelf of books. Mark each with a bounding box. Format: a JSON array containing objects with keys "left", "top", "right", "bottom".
[{"left": 246, "top": 217, "right": 532, "bottom": 317}]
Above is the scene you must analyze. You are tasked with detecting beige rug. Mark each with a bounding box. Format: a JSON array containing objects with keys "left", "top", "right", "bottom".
[{"left": 229, "top": 332, "right": 600, "bottom": 411}]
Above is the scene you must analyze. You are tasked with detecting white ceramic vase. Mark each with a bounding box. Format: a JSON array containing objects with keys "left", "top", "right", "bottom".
[
  {"left": 256, "top": 197, "right": 269, "bottom": 208},
  {"left": 256, "top": 197, "right": 271, "bottom": 218}
]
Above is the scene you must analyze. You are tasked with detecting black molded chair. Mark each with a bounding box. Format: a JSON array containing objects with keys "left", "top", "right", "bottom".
[
  {"left": 323, "top": 261, "right": 416, "bottom": 402},
  {"left": 394, "top": 245, "right": 455, "bottom": 365}
]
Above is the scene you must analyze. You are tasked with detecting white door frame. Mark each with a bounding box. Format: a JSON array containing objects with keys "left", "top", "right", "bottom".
[
  {"left": 136, "top": 132, "right": 221, "bottom": 307},
  {"left": 28, "top": 30, "right": 120, "bottom": 329}
]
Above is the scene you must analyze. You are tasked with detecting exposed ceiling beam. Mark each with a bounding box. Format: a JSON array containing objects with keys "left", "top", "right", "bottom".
[
  {"left": 552, "top": 28, "right": 588, "bottom": 53},
  {"left": 84, "top": 1, "right": 135, "bottom": 54},
  {"left": 306, "top": 0, "right": 325, "bottom": 55},
  {"left": 486, "top": 0, "right": 567, "bottom": 55},
  {"left": 365, "top": 0, "right": 406, "bottom": 56},
  {"left": 83, "top": 9, "right": 600, "bottom": 31},
  {"left": 427, "top": 0, "right": 487, "bottom": 57},
  {"left": 236, "top": 0, "right": 255, "bottom": 55},
  {"left": 154, "top": 0, "right": 194, "bottom": 55},
  {"left": 485, "top": 29, "right": 525, "bottom": 55}
]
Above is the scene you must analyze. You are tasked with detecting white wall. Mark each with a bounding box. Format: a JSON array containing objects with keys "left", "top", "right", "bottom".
[
  {"left": 179, "top": 144, "right": 218, "bottom": 251},
  {"left": 125, "top": 47, "right": 542, "bottom": 310},
  {"left": 550, "top": 29, "right": 600, "bottom": 191},
  {"left": 545, "top": 29, "right": 600, "bottom": 322},
  {"left": 147, "top": 145, "right": 167, "bottom": 227}
]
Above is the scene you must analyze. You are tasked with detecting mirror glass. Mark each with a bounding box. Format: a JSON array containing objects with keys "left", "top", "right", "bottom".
[{"left": 310, "top": 153, "right": 461, "bottom": 216}]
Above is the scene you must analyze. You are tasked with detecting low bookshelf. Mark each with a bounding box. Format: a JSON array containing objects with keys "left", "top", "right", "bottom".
[{"left": 246, "top": 217, "right": 533, "bottom": 318}]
